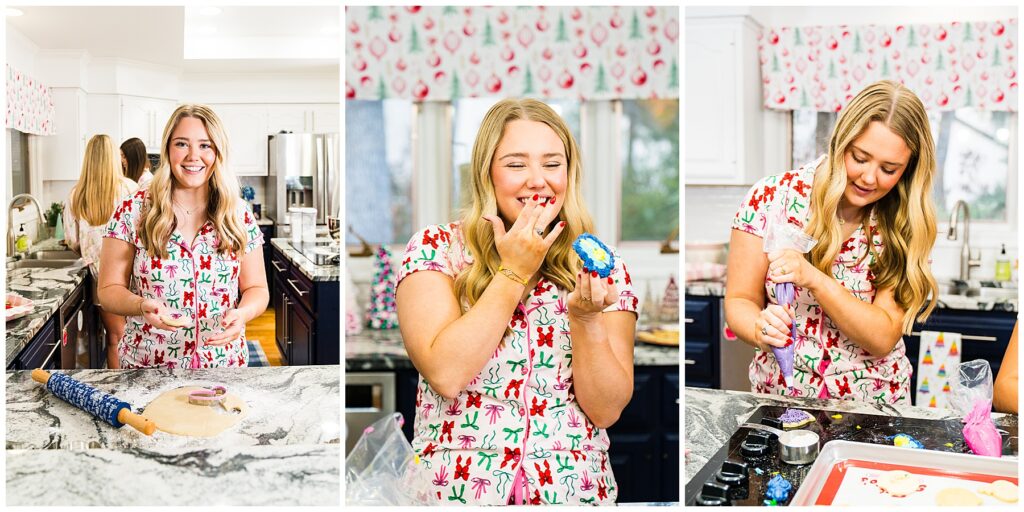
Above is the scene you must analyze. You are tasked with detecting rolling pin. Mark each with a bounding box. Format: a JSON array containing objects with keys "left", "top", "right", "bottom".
[{"left": 31, "top": 369, "right": 156, "bottom": 436}]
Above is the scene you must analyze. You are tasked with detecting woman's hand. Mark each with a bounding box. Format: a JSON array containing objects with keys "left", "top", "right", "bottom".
[
  {"left": 754, "top": 303, "right": 794, "bottom": 351},
  {"left": 568, "top": 268, "right": 619, "bottom": 321},
  {"left": 767, "top": 249, "right": 823, "bottom": 290},
  {"left": 139, "top": 298, "right": 178, "bottom": 331},
  {"left": 483, "top": 195, "right": 565, "bottom": 278},
  {"left": 205, "top": 309, "right": 244, "bottom": 346}
]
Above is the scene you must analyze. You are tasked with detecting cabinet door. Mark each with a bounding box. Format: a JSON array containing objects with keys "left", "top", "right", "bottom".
[
  {"left": 312, "top": 104, "right": 340, "bottom": 133},
  {"left": 607, "top": 432, "right": 658, "bottom": 504},
  {"left": 212, "top": 105, "right": 269, "bottom": 176},
  {"left": 121, "top": 96, "right": 152, "bottom": 150},
  {"left": 287, "top": 301, "right": 314, "bottom": 366},
  {"left": 660, "top": 431, "right": 680, "bottom": 502},
  {"left": 273, "top": 280, "right": 289, "bottom": 361},
  {"left": 685, "top": 22, "right": 739, "bottom": 184},
  {"left": 40, "top": 88, "right": 87, "bottom": 181},
  {"left": 266, "top": 105, "right": 309, "bottom": 134}
]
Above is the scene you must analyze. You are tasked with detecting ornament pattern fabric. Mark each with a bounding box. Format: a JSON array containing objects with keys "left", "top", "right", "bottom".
[
  {"left": 732, "top": 156, "right": 913, "bottom": 404},
  {"left": 759, "top": 19, "right": 1018, "bottom": 112},
  {"left": 105, "top": 190, "right": 263, "bottom": 369},
  {"left": 397, "top": 222, "right": 639, "bottom": 505},
  {"left": 347, "top": 6, "right": 679, "bottom": 101},
  {"left": 366, "top": 245, "right": 399, "bottom": 329},
  {"left": 6, "top": 64, "right": 56, "bottom": 135}
]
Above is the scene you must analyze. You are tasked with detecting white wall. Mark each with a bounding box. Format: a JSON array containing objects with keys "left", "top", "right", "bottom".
[
  {"left": 179, "top": 72, "right": 338, "bottom": 104},
  {"left": 5, "top": 26, "right": 38, "bottom": 75}
]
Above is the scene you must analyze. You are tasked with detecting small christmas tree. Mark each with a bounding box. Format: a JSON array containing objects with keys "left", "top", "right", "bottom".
[
  {"left": 368, "top": 6, "right": 383, "bottom": 20},
  {"left": 556, "top": 14, "right": 568, "bottom": 42},
  {"left": 595, "top": 63, "right": 609, "bottom": 93},
  {"left": 772, "top": 53, "right": 781, "bottom": 72},
  {"left": 907, "top": 27, "right": 917, "bottom": 47},
  {"left": 929, "top": 395, "right": 937, "bottom": 407},
  {"left": 630, "top": 10, "right": 641, "bottom": 40},
  {"left": 659, "top": 275, "right": 679, "bottom": 323},
  {"left": 794, "top": 28, "right": 803, "bottom": 46},
  {"left": 484, "top": 18, "right": 496, "bottom": 46},
  {"left": 937, "top": 363, "right": 947, "bottom": 378},
  {"left": 366, "top": 246, "right": 399, "bottom": 329},
  {"left": 965, "top": 86, "right": 973, "bottom": 106},
  {"left": 668, "top": 59, "right": 678, "bottom": 89},
  {"left": 443, "top": 6, "right": 457, "bottom": 16},
  {"left": 881, "top": 57, "right": 890, "bottom": 77},
  {"left": 451, "top": 71, "right": 461, "bottom": 101},
  {"left": 523, "top": 65, "right": 535, "bottom": 95},
  {"left": 409, "top": 26, "right": 422, "bottom": 54},
  {"left": 936, "top": 52, "right": 945, "bottom": 71},
  {"left": 853, "top": 32, "right": 863, "bottom": 53},
  {"left": 377, "top": 75, "right": 387, "bottom": 100},
  {"left": 992, "top": 47, "right": 1002, "bottom": 66},
  {"left": 800, "top": 89, "right": 810, "bottom": 108},
  {"left": 964, "top": 23, "right": 974, "bottom": 42},
  {"left": 829, "top": 60, "right": 837, "bottom": 79}
]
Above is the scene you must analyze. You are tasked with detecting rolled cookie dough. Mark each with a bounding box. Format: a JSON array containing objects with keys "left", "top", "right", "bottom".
[
  {"left": 141, "top": 386, "right": 248, "bottom": 437},
  {"left": 935, "top": 487, "right": 982, "bottom": 506},
  {"left": 876, "top": 470, "right": 921, "bottom": 497},
  {"left": 978, "top": 480, "right": 1018, "bottom": 503}
]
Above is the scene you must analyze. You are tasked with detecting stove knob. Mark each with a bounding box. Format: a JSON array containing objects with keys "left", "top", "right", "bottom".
[
  {"left": 695, "top": 481, "right": 731, "bottom": 506},
  {"left": 761, "top": 416, "right": 783, "bottom": 431},
  {"left": 740, "top": 435, "right": 769, "bottom": 460},
  {"left": 715, "top": 460, "right": 750, "bottom": 500},
  {"left": 750, "top": 430, "right": 775, "bottom": 446}
]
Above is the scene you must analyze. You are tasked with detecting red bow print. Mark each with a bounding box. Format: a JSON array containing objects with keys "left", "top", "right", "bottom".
[
  {"left": 421, "top": 443, "right": 437, "bottom": 458},
  {"left": 530, "top": 397, "right": 547, "bottom": 417},
  {"left": 505, "top": 379, "right": 522, "bottom": 399},
  {"left": 454, "top": 455, "right": 471, "bottom": 481},
  {"left": 150, "top": 256, "right": 162, "bottom": 269},
  {"left": 465, "top": 391, "right": 482, "bottom": 409},
  {"left": 199, "top": 255, "right": 212, "bottom": 270},
  {"left": 537, "top": 326, "right": 554, "bottom": 347},
  {"left": 440, "top": 420, "right": 454, "bottom": 443},
  {"left": 183, "top": 291, "right": 194, "bottom": 307},
  {"left": 535, "top": 460, "right": 553, "bottom": 486},
  {"left": 500, "top": 447, "right": 520, "bottom": 469},
  {"left": 836, "top": 376, "right": 852, "bottom": 397}
]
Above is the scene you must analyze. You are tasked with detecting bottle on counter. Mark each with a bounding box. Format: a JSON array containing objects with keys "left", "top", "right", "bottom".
[
  {"left": 995, "top": 244, "right": 1011, "bottom": 282},
  {"left": 14, "top": 223, "right": 31, "bottom": 253}
]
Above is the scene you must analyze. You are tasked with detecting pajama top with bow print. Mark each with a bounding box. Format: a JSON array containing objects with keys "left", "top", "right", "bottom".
[
  {"left": 397, "top": 222, "right": 639, "bottom": 505},
  {"left": 104, "top": 190, "right": 264, "bottom": 369},
  {"left": 732, "top": 156, "right": 913, "bottom": 404}
]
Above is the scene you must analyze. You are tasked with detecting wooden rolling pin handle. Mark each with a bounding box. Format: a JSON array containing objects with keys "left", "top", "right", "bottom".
[
  {"left": 31, "top": 368, "right": 51, "bottom": 385},
  {"left": 118, "top": 409, "right": 157, "bottom": 436}
]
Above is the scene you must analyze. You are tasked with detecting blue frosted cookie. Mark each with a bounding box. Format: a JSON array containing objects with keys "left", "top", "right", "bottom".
[{"left": 573, "top": 233, "right": 616, "bottom": 278}]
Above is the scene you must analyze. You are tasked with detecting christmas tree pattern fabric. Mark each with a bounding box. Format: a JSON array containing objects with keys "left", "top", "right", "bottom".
[
  {"left": 105, "top": 190, "right": 263, "bottom": 369},
  {"left": 366, "top": 245, "right": 399, "bottom": 329},
  {"left": 397, "top": 222, "right": 639, "bottom": 505},
  {"left": 732, "top": 156, "right": 913, "bottom": 404}
]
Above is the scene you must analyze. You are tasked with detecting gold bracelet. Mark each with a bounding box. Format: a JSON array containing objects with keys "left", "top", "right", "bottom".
[
  {"left": 497, "top": 265, "right": 528, "bottom": 286},
  {"left": 137, "top": 297, "right": 145, "bottom": 316}
]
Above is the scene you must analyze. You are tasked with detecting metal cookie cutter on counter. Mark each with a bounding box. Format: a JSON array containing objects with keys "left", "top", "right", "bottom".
[{"left": 187, "top": 385, "right": 240, "bottom": 413}]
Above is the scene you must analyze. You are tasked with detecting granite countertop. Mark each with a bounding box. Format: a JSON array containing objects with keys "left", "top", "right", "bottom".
[
  {"left": 270, "top": 238, "right": 340, "bottom": 282},
  {"left": 683, "top": 387, "right": 1019, "bottom": 483},
  {"left": 5, "top": 366, "right": 340, "bottom": 505},
  {"left": 346, "top": 328, "right": 679, "bottom": 371},
  {"left": 684, "top": 280, "right": 1019, "bottom": 312},
  {"left": 5, "top": 241, "right": 88, "bottom": 367}
]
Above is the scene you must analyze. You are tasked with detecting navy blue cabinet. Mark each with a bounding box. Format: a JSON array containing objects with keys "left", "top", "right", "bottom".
[{"left": 684, "top": 295, "right": 720, "bottom": 388}]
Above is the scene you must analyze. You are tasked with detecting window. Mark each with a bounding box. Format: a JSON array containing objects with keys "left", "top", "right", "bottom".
[
  {"left": 450, "top": 98, "right": 580, "bottom": 218},
  {"left": 8, "top": 129, "right": 30, "bottom": 196},
  {"left": 345, "top": 99, "right": 413, "bottom": 245},
  {"left": 618, "top": 99, "right": 679, "bottom": 241},
  {"left": 791, "top": 109, "right": 1014, "bottom": 223}
]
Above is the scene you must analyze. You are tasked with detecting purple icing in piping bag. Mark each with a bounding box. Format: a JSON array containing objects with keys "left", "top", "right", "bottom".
[{"left": 773, "top": 282, "right": 796, "bottom": 390}]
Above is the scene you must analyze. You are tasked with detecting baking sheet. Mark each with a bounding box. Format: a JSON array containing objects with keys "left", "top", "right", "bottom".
[{"left": 792, "top": 440, "right": 1018, "bottom": 506}]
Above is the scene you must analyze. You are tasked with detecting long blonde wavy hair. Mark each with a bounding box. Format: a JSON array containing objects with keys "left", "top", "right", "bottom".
[
  {"left": 71, "top": 134, "right": 124, "bottom": 226},
  {"left": 455, "top": 99, "right": 594, "bottom": 309},
  {"left": 139, "top": 104, "right": 248, "bottom": 258},
  {"left": 805, "top": 80, "right": 938, "bottom": 334}
]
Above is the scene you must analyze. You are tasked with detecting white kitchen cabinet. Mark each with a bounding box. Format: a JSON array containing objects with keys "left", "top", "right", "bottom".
[
  {"left": 685, "top": 16, "right": 765, "bottom": 185},
  {"left": 121, "top": 96, "right": 177, "bottom": 153},
  {"left": 311, "top": 104, "right": 339, "bottom": 133},
  {"left": 39, "top": 88, "right": 87, "bottom": 182},
  {"left": 266, "top": 104, "right": 339, "bottom": 134},
  {"left": 212, "top": 104, "right": 269, "bottom": 176}
]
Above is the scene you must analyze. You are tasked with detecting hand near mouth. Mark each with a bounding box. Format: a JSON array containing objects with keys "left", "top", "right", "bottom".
[{"left": 484, "top": 195, "right": 566, "bottom": 281}]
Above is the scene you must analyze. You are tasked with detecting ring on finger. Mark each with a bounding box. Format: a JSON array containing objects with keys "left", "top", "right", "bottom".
[
  {"left": 760, "top": 325, "right": 769, "bottom": 336},
  {"left": 535, "top": 228, "right": 544, "bottom": 237},
  {"left": 581, "top": 296, "right": 592, "bottom": 302},
  {"left": 779, "top": 264, "right": 787, "bottom": 274}
]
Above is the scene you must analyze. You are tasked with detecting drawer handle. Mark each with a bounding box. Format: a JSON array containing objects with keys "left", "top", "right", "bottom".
[
  {"left": 287, "top": 278, "right": 310, "bottom": 296},
  {"left": 40, "top": 342, "right": 61, "bottom": 369},
  {"left": 910, "top": 331, "right": 997, "bottom": 342},
  {"left": 684, "top": 359, "right": 696, "bottom": 365},
  {"left": 684, "top": 318, "right": 695, "bottom": 324},
  {"left": 271, "top": 261, "right": 287, "bottom": 272}
]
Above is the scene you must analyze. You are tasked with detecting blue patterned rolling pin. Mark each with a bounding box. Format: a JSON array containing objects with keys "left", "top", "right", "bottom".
[{"left": 31, "top": 369, "right": 156, "bottom": 435}]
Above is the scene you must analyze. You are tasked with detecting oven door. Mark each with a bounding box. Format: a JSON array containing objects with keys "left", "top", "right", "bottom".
[{"left": 345, "top": 372, "right": 396, "bottom": 453}]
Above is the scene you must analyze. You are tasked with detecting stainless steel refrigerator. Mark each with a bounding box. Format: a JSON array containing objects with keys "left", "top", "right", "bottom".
[{"left": 267, "top": 133, "right": 340, "bottom": 225}]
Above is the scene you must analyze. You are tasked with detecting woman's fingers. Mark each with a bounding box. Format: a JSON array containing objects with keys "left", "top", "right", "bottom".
[
  {"left": 482, "top": 215, "right": 507, "bottom": 241},
  {"left": 508, "top": 195, "right": 540, "bottom": 232},
  {"left": 542, "top": 220, "right": 566, "bottom": 245},
  {"left": 523, "top": 195, "right": 546, "bottom": 234},
  {"left": 578, "top": 268, "right": 593, "bottom": 305}
]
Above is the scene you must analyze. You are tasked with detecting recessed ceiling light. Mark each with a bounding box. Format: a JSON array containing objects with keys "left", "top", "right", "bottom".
[
  {"left": 199, "top": 6, "right": 221, "bottom": 17},
  {"left": 5, "top": 8, "right": 24, "bottom": 17}
]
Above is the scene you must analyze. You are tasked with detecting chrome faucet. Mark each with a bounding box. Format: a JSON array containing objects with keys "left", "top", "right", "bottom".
[
  {"left": 947, "top": 199, "right": 981, "bottom": 282},
  {"left": 7, "top": 193, "right": 44, "bottom": 254}
]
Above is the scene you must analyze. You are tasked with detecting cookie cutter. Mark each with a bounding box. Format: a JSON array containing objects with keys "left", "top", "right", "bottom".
[{"left": 187, "top": 385, "right": 227, "bottom": 406}]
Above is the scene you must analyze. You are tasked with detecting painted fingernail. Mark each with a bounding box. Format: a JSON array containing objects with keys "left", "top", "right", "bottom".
[
  {"left": 607, "top": 277, "right": 613, "bottom": 284},
  {"left": 559, "top": 221, "right": 565, "bottom": 227},
  {"left": 549, "top": 198, "right": 555, "bottom": 206},
  {"left": 532, "top": 194, "right": 539, "bottom": 201},
  {"left": 591, "top": 271, "right": 598, "bottom": 278}
]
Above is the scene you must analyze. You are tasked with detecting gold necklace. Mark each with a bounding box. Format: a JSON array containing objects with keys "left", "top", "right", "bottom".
[{"left": 172, "top": 200, "right": 204, "bottom": 216}]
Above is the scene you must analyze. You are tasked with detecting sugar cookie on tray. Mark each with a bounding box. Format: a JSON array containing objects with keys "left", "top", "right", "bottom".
[
  {"left": 778, "top": 408, "right": 815, "bottom": 429},
  {"left": 935, "top": 487, "right": 982, "bottom": 506},
  {"left": 978, "top": 480, "right": 1018, "bottom": 503},
  {"left": 876, "top": 470, "right": 922, "bottom": 497}
]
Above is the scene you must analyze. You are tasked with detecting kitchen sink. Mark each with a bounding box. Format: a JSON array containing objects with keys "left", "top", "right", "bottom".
[
  {"left": 938, "top": 279, "right": 1017, "bottom": 300},
  {"left": 8, "top": 259, "right": 79, "bottom": 270},
  {"left": 26, "top": 250, "right": 80, "bottom": 260}
]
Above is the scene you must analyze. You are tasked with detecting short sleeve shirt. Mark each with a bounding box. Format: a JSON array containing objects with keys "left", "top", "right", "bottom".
[
  {"left": 397, "top": 222, "right": 639, "bottom": 505},
  {"left": 63, "top": 177, "right": 138, "bottom": 279},
  {"left": 104, "top": 190, "right": 264, "bottom": 369},
  {"left": 732, "top": 156, "right": 913, "bottom": 404}
]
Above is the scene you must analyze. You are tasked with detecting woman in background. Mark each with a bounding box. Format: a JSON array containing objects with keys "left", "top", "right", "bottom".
[
  {"left": 121, "top": 137, "right": 154, "bottom": 188},
  {"left": 64, "top": 134, "right": 139, "bottom": 369},
  {"left": 98, "top": 104, "right": 267, "bottom": 369}
]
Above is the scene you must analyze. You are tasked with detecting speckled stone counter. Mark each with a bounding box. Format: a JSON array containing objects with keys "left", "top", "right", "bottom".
[
  {"left": 346, "top": 328, "right": 679, "bottom": 371},
  {"left": 684, "top": 280, "right": 1019, "bottom": 312},
  {"left": 683, "top": 387, "right": 1019, "bottom": 483},
  {"left": 5, "top": 366, "right": 340, "bottom": 505},
  {"left": 270, "top": 238, "right": 339, "bottom": 281},
  {"left": 5, "top": 247, "right": 88, "bottom": 367}
]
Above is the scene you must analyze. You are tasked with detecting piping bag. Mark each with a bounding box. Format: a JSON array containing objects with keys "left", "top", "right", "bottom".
[{"left": 762, "top": 197, "right": 817, "bottom": 391}]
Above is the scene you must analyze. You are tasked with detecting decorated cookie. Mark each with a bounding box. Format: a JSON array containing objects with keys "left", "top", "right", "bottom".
[
  {"left": 161, "top": 314, "right": 189, "bottom": 328},
  {"left": 888, "top": 433, "right": 925, "bottom": 449},
  {"left": 876, "top": 470, "right": 923, "bottom": 497},
  {"left": 779, "top": 409, "right": 815, "bottom": 429},
  {"left": 765, "top": 474, "right": 793, "bottom": 502},
  {"left": 573, "top": 233, "right": 616, "bottom": 278},
  {"left": 935, "top": 487, "right": 982, "bottom": 506},
  {"left": 978, "top": 480, "right": 1018, "bottom": 503}
]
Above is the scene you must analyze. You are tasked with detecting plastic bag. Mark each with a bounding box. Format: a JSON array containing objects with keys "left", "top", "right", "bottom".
[
  {"left": 949, "top": 359, "right": 1002, "bottom": 457},
  {"left": 762, "top": 199, "right": 817, "bottom": 390},
  {"left": 345, "top": 413, "right": 432, "bottom": 505}
]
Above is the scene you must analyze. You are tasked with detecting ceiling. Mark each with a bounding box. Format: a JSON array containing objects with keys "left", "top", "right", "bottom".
[{"left": 6, "top": 5, "right": 338, "bottom": 73}]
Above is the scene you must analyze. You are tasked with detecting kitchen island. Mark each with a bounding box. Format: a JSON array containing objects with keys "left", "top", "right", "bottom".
[
  {"left": 684, "top": 386, "right": 1019, "bottom": 483},
  {"left": 5, "top": 365, "right": 340, "bottom": 505},
  {"left": 267, "top": 238, "right": 339, "bottom": 365}
]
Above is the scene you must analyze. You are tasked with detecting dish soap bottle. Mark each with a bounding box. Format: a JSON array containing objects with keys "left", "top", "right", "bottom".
[
  {"left": 994, "top": 244, "right": 1011, "bottom": 282},
  {"left": 15, "top": 224, "right": 31, "bottom": 253}
]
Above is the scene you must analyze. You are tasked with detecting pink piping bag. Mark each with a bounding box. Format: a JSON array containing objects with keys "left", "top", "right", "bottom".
[{"left": 962, "top": 399, "right": 1002, "bottom": 457}]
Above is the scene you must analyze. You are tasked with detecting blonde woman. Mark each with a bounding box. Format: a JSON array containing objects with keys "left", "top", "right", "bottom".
[
  {"left": 726, "top": 80, "right": 938, "bottom": 403},
  {"left": 64, "top": 134, "right": 139, "bottom": 369},
  {"left": 396, "top": 99, "right": 638, "bottom": 505},
  {"left": 121, "top": 137, "right": 154, "bottom": 188},
  {"left": 98, "top": 104, "right": 268, "bottom": 369}
]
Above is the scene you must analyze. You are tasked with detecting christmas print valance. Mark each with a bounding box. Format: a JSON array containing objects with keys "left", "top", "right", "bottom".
[
  {"left": 6, "top": 64, "right": 56, "bottom": 135},
  {"left": 759, "top": 19, "right": 1018, "bottom": 112},
  {"left": 346, "top": 6, "right": 679, "bottom": 102}
]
